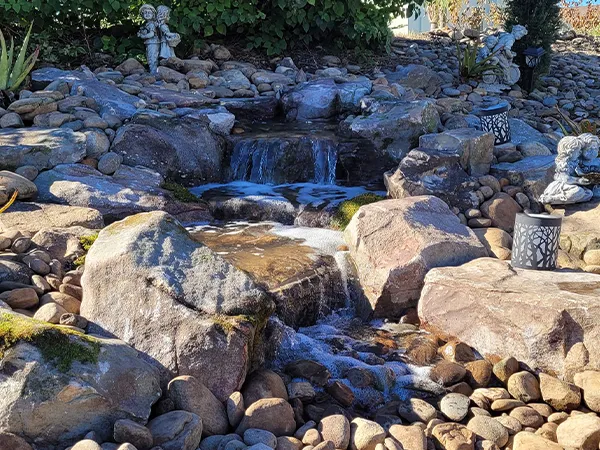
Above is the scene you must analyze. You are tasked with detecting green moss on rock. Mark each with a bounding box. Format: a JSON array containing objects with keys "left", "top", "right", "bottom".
[
  {"left": 162, "top": 181, "right": 199, "bottom": 203},
  {"left": 0, "top": 313, "right": 100, "bottom": 372},
  {"left": 74, "top": 233, "right": 99, "bottom": 267},
  {"left": 331, "top": 193, "right": 385, "bottom": 230}
]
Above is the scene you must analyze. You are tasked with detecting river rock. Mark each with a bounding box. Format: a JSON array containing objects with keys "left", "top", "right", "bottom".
[
  {"left": 147, "top": 410, "right": 203, "bottom": 450},
  {"left": 418, "top": 258, "right": 600, "bottom": 378},
  {"left": 432, "top": 423, "right": 475, "bottom": 450},
  {"left": 574, "top": 371, "right": 600, "bottom": 412},
  {"left": 388, "top": 425, "right": 426, "bottom": 450},
  {"left": 0, "top": 202, "right": 103, "bottom": 233},
  {"left": 113, "top": 419, "right": 153, "bottom": 450},
  {"left": 167, "top": 375, "right": 230, "bottom": 436},
  {"left": 556, "top": 414, "right": 600, "bottom": 450},
  {"left": 80, "top": 212, "right": 272, "bottom": 399},
  {"left": 386, "top": 65, "right": 442, "bottom": 96},
  {"left": 0, "top": 312, "right": 161, "bottom": 449},
  {"left": 111, "top": 115, "right": 225, "bottom": 185},
  {"left": 344, "top": 196, "right": 487, "bottom": 317},
  {"left": 0, "top": 127, "right": 86, "bottom": 171},
  {"left": 0, "top": 433, "right": 33, "bottom": 450},
  {"left": 539, "top": 373, "right": 581, "bottom": 410},
  {"left": 72, "top": 80, "right": 140, "bottom": 120},
  {"left": 319, "top": 415, "right": 350, "bottom": 450},
  {"left": 507, "top": 372, "right": 541, "bottom": 403},
  {"left": 466, "top": 416, "right": 508, "bottom": 447},
  {"left": 0, "top": 171, "right": 37, "bottom": 200},
  {"left": 512, "top": 431, "right": 562, "bottom": 450},
  {"left": 236, "top": 398, "right": 296, "bottom": 436},
  {"left": 350, "top": 418, "right": 386, "bottom": 450},
  {"left": 242, "top": 369, "right": 288, "bottom": 406},
  {"left": 397, "top": 398, "right": 437, "bottom": 423},
  {"left": 440, "top": 393, "right": 470, "bottom": 421}
]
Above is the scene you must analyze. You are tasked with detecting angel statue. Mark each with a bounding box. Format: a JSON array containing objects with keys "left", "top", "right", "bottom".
[
  {"left": 540, "top": 134, "right": 600, "bottom": 205},
  {"left": 157, "top": 5, "right": 181, "bottom": 59},
  {"left": 493, "top": 25, "right": 528, "bottom": 85},
  {"left": 138, "top": 4, "right": 160, "bottom": 74}
]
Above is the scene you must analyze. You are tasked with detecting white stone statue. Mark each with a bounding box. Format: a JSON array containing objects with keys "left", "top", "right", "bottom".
[
  {"left": 540, "top": 134, "right": 600, "bottom": 205},
  {"left": 477, "top": 25, "right": 528, "bottom": 86},
  {"left": 157, "top": 5, "right": 181, "bottom": 59},
  {"left": 138, "top": 4, "right": 160, "bottom": 75}
]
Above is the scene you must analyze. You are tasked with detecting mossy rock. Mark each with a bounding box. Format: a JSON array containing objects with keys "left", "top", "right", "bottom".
[
  {"left": 0, "top": 312, "right": 100, "bottom": 372},
  {"left": 331, "top": 193, "right": 385, "bottom": 230},
  {"left": 162, "top": 181, "right": 199, "bottom": 203}
]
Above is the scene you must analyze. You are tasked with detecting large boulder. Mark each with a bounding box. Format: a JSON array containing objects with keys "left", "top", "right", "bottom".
[
  {"left": 341, "top": 100, "right": 440, "bottom": 162},
  {"left": 419, "top": 128, "right": 495, "bottom": 176},
  {"left": 344, "top": 196, "right": 487, "bottom": 317},
  {"left": 384, "top": 148, "right": 480, "bottom": 211},
  {"left": 0, "top": 312, "right": 161, "bottom": 449},
  {"left": 386, "top": 65, "right": 443, "bottom": 96},
  {"left": 419, "top": 258, "right": 600, "bottom": 378},
  {"left": 220, "top": 97, "right": 279, "bottom": 121},
  {"left": 282, "top": 79, "right": 340, "bottom": 121},
  {"left": 0, "top": 128, "right": 86, "bottom": 171},
  {"left": 30, "top": 67, "right": 94, "bottom": 91},
  {"left": 490, "top": 156, "right": 555, "bottom": 200},
  {"left": 80, "top": 212, "right": 274, "bottom": 399},
  {"left": 34, "top": 163, "right": 209, "bottom": 222},
  {"left": 71, "top": 80, "right": 140, "bottom": 120},
  {"left": 111, "top": 116, "right": 225, "bottom": 185}
]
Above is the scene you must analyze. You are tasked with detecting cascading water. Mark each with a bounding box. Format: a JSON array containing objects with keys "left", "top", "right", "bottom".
[{"left": 229, "top": 137, "right": 338, "bottom": 184}]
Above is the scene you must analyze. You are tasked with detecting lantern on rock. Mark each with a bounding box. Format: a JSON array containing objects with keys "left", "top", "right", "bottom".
[
  {"left": 476, "top": 101, "right": 511, "bottom": 145},
  {"left": 511, "top": 212, "right": 562, "bottom": 271}
]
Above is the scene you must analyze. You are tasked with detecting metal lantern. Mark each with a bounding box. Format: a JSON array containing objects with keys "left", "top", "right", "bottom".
[
  {"left": 511, "top": 213, "right": 562, "bottom": 271},
  {"left": 477, "top": 102, "right": 511, "bottom": 145},
  {"left": 520, "top": 47, "right": 546, "bottom": 92}
]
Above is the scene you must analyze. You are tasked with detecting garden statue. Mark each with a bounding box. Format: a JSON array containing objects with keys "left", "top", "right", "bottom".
[
  {"left": 540, "top": 134, "right": 600, "bottom": 205},
  {"left": 138, "top": 4, "right": 160, "bottom": 75},
  {"left": 477, "top": 25, "right": 528, "bottom": 86},
  {"left": 157, "top": 5, "right": 181, "bottom": 59}
]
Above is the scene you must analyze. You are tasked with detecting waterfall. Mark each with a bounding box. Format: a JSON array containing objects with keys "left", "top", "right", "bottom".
[{"left": 230, "top": 137, "right": 338, "bottom": 184}]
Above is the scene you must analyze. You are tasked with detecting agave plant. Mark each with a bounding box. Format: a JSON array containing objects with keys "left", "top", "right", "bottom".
[
  {"left": 553, "top": 105, "right": 598, "bottom": 136},
  {"left": 456, "top": 40, "right": 502, "bottom": 82},
  {"left": 0, "top": 23, "right": 39, "bottom": 106}
]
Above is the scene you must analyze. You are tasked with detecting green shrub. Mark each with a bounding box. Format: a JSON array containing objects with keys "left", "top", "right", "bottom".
[
  {"left": 1, "top": 0, "right": 426, "bottom": 61},
  {"left": 505, "top": 0, "right": 561, "bottom": 72},
  {"left": 331, "top": 193, "right": 385, "bottom": 230}
]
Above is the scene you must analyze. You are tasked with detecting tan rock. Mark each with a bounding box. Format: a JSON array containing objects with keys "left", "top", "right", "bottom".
[
  {"left": 512, "top": 431, "right": 562, "bottom": 450},
  {"left": 490, "top": 399, "right": 525, "bottom": 412},
  {"left": 344, "top": 196, "right": 486, "bottom": 317},
  {"left": 277, "top": 436, "right": 303, "bottom": 450},
  {"left": 397, "top": 398, "right": 438, "bottom": 423},
  {"left": 472, "top": 228, "right": 512, "bottom": 260},
  {"left": 388, "top": 425, "right": 426, "bottom": 450},
  {"left": 350, "top": 418, "right": 386, "bottom": 450},
  {"left": 319, "top": 414, "right": 351, "bottom": 450},
  {"left": 432, "top": 423, "right": 475, "bottom": 450},
  {"left": 494, "top": 416, "right": 522, "bottom": 435},
  {"left": 507, "top": 372, "right": 541, "bottom": 403},
  {"left": 509, "top": 407, "right": 544, "bottom": 429},
  {"left": 440, "top": 341, "right": 475, "bottom": 363},
  {"left": 574, "top": 371, "right": 600, "bottom": 412},
  {"left": 236, "top": 398, "right": 296, "bottom": 437},
  {"left": 430, "top": 361, "right": 467, "bottom": 386},
  {"left": 0, "top": 202, "right": 103, "bottom": 233},
  {"left": 418, "top": 258, "right": 600, "bottom": 378},
  {"left": 480, "top": 193, "right": 522, "bottom": 232},
  {"left": 40, "top": 292, "right": 81, "bottom": 314},
  {"left": 464, "top": 360, "right": 492, "bottom": 388},
  {"left": 493, "top": 357, "right": 519, "bottom": 384},
  {"left": 33, "top": 302, "right": 67, "bottom": 323},
  {"left": 466, "top": 416, "right": 509, "bottom": 447},
  {"left": 0, "top": 288, "right": 38, "bottom": 309},
  {"left": 556, "top": 414, "right": 600, "bottom": 450},
  {"left": 538, "top": 373, "right": 581, "bottom": 411}
]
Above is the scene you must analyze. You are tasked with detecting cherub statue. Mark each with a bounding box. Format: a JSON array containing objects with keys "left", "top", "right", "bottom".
[
  {"left": 157, "top": 5, "right": 181, "bottom": 59},
  {"left": 493, "top": 25, "right": 528, "bottom": 85},
  {"left": 540, "top": 134, "right": 600, "bottom": 205},
  {"left": 138, "top": 4, "right": 160, "bottom": 74},
  {"left": 476, "top": 35, "right": 500, "bottom": 84}
]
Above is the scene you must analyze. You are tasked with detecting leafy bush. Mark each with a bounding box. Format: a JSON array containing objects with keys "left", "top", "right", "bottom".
[
  {"left": 0, "top": 0, "right": 426, "bottom": 61},
  {"left": 504, "top": 0, "right": 561, "bottom": 71}
]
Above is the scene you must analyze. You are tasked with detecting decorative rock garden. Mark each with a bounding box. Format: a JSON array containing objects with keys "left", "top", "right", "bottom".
[{"left": 0, "top": 25, "right": 599, "bottom": 450}]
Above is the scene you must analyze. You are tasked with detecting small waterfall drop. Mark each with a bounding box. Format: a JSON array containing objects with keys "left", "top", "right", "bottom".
[{"left": 230, "top": 137, "right": 338, "bottom": 185}]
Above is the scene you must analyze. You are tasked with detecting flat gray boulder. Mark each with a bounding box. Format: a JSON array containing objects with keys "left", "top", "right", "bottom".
[
  {"left": 0, "top": 128, "right": 86, "bottom": 171},
  {"left": 80, "top": 211, "right": 274, "bottom": 399},
  {"left": 0, "top": 202, "right": 103, "bottom": 233},
  {"left": 71, "top": 80, "right": 140, "bottom": 120},
  {"left": 0, "top": 312, "right": 161, "bottom": 449}
]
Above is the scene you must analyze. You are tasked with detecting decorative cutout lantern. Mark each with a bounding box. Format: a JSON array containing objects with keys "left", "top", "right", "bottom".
[
  {"left": 520, "top": 47, "right": 546, "bottom": 92},
  {"left": 477, "top": 102, "right": 511, "bottom": 145},
  {"left": 511, "top": 213, "right": 562, "bottom": 271}
]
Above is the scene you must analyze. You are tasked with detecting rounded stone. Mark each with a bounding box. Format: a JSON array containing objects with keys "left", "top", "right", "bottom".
[
  {"left": 302, "top": 429, "right": 322, "bottom": 446},
  {"left": 432, "top": 423, "right": 475, "bottom": 450},
  {"left": 29, "top": 258, "right": 50, "bottom": 276},
  {"left": 430, "top": 361, "right": 467, "bottom": 386},
  {"left": 495, "top": 415, "right": 522, "bottom": 435},
  {"left": 15, "top": 165, "right": 39, "bottom": 181},
  {"left": 235, "top": 398, "right": 296, "bottom": 437},
  {"left": 98, "top": 152, "right": 123, "bottom": 175},
  {"left": 245, "top": 429, "right": 278, "bottom": 448},
  {"left": 113, "top": 418, "right": 153, "bottom": 450},
  {"left": 242, "top": 369, "right": 288, "bottom": 407},
  {"left": 556, "top": 414, "right": 600, "bottom": 450},
  {"left": 509, "top": 407, "right": 544, "bottom": 429},
  {"left": 319, "top": 414, "right": 351, "bottom": 450},
  {"left": 227, "top": 391, "right": 245, "bottom": 428},
  {"left": 350, "top": 418, "right": 386, "bottom": 450},
  {"left": 0, "top": 288, "right": 39, "bottom": 309},
  {"left": 467, "top": 416, "right": 509, "bottom": 447},
  {"left": 277, "top": 437, "right": 302, "bottom": 450},
  {"left": 539, "top": 373, "right": 581, "bottom": 411},
  {"left": 40, "top": 292, "right": 81, "bottom": 314},
  {"left": 507, "top": 371, "right": 541, "bottom": 403},
  {"left": 440, "top": 393, "right": 470, "bottom": 422},
  {"left": 33, "top": 302, "right": 68, "bottom": 323},
  {"left": 464, "top": 360, "right": 492, "bottom": 388},
  {"left": 11, "top": 237, "right": 31, "bottom": 254},
  {"left": 397, "top": 398, "right": 438, "bottom": 423},
  {"left": 84, "top": 129, "right": 111, "bottom": 159}
]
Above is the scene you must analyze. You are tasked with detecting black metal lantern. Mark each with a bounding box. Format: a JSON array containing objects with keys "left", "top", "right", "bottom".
[
  {"left": 520, "top": 47, "right": 546, "bottom": 92},
  {"left": 511, "top": 213, "right": 562, "bottom": 271},
  {"left": 476, "top": 102, "right": 511, "bottom": 145},
  {"left": 523, "top": 47, "right": 546, "bottom": 68}
]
